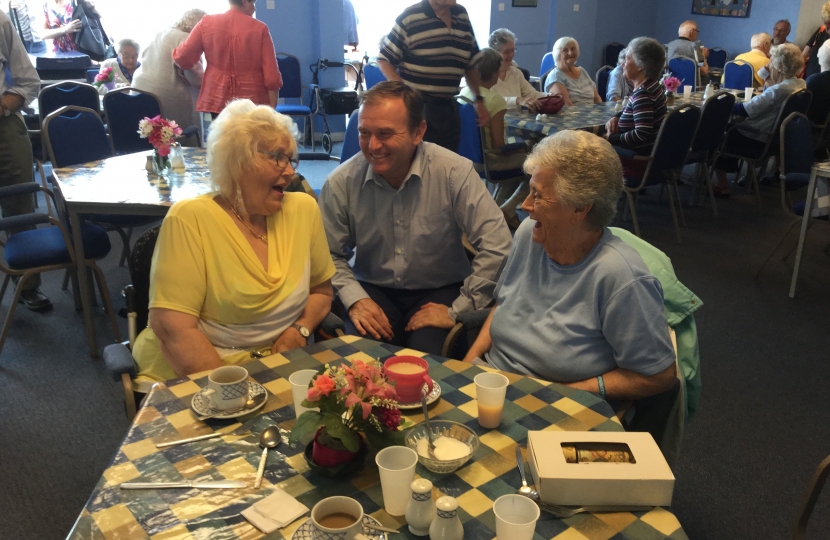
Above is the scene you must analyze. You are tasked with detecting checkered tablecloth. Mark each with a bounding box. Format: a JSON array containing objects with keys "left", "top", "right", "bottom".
[{"left": 67, "top": 336, "right": 687, "bottom": 540}]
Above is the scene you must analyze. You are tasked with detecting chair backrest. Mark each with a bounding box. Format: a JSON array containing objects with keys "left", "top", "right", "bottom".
[
  {"left": 42, "top": 106, "right": 113, "bottom": 168},
  {"left": 456, "top": 100, "right": 484, "bottom": 170},
  {"left": 38, "top": 81, "right": 99, "bottom": 123},
  {"left": 723, "top": 61, "right": 753, "bottom": 90},
  {"left": 780, "top": 112, "right": 815, "bottom": 177},
  {"left": 518, "top": 66, "right": 531, "bottom": 82},
  {"left": 128, "top": 226, "right": 161, "bottom": 332},
  {"left": 691, "top": 90, "right": 736, "bottom": 154},
  {"left": 668, "top": 57, "right": 697, "bottom": 90},
  {"left": 539, "top": 52, "right": 554, "bottom": 78},
  {"left": 363, "top": 63, "right": 385, "bottom": 90},
  {"left": 85, "top": 68, "right": 98, "bottom": 84},
  {"left": 595, "top": 65, "right": 612, "bottom": 103},
  {"left": 340, "top": 110, "right": 361, "bottom": 163},
  {"left": 708, "top": 48, "right": 728, "bottom": 70},
  {"left": 103, "top": 88, "right": 163, "bottom": 155},
  {"left": 603, "top": 42, "right": 625, "bottom": 70},
  {"left": 644, "top": 104, "right": 701, "bottom": 182},
  {"left": 276, "top": 52, "right": 303, "bottom": 100}
]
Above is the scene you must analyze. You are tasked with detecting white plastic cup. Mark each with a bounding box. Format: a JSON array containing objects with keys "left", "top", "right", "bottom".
[
  {"left": 289, "top": 369, "right": 319, "bottom": 417},
  {"left": 683, "top": 85, "right": 693, "bottom": 101},
  {"left": 744, "top": 87, "right": 754, "bottom": 102},
  {"left": 494, "top": 494, "right": 540, "bottom": 540},
  {"left": 474, "top": 372, "right": 509, "bottom": 429},
  {"left": 375, "top": 446, "right": 418, "bottom": 516}
]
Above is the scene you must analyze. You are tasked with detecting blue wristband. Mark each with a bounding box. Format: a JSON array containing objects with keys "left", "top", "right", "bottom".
[{"left": 596, "top": 375, "right": 606, "bottom": 400}]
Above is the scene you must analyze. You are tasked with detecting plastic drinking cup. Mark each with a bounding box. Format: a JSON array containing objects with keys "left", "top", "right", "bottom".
[
  {"left": 494, "top": 494, "right": 540, "bottom": 540},
  {"left": 683, "top": 85, "right": 692, "bottom": 101},
  {"left": 289, "top": 369, "right": 319, "bottom": 417},
  {"left": 474, "top": 372, "right": 509, "bottom": 429},
  {"left": 375, "top": 446, "right": 418, "bottom": 516},
  {"left": 744, "top": 87, "right": 754, "bottom": 102}
]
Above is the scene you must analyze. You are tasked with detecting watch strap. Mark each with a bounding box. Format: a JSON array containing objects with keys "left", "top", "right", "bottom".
[{"left": 291, "top": 323, "right": 310, "bottom": 340}]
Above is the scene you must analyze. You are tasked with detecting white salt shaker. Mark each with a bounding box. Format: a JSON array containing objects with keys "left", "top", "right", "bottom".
[
  {"left": 429, "top": 496, "right": 463, "bottom": 540},
  {"left": 405, "top": 479, "right": 436, "bottom": 536}
]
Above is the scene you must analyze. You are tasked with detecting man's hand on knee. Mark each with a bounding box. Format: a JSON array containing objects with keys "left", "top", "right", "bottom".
[
  {"left": 405, "top": 302, "right": 454, "bottom": 332},
  {"left": 348, "top": 298, "right": 394, "bottom": 341}
]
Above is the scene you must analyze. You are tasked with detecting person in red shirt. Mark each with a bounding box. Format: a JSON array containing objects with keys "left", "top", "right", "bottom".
[{"left": 173, "top": 0, "right": 282, "bottom": 117}]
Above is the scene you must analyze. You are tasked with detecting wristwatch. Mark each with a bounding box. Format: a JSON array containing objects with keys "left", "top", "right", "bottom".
[
  {"left": 475, "top": 95, "right": 484, "bottom": 102},
  {"left": 291, "top": 323, "right": 311, "bottom": 341}
]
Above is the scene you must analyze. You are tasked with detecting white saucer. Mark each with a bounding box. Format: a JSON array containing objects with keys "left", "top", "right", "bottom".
[
  {"left": 190, "top": 381, "right": 268, "bottom": 419},
  {"left": 291, "top": 515, "right": 387, "bottom": 540},
  {"left": 397, "top": 383, "right": 442, "bottom": 410}
]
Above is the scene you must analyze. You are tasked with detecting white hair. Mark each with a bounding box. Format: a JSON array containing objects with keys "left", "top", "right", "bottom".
[
  {"left": 819, "top": 40, "right": 830, "bottom": 72},
  {"left": 552, "top": 37, "right": 579, "bottom": 69}
]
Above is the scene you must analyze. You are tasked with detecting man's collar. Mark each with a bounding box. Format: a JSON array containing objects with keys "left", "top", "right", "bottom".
[
  {"left": 677, "top": 36, "right": 692, "bottom": 42},
  {"left": 362, "top": 144, "right": 425, "bottom": 189},
  {"left": 422, "top": 0, "right": 460, "bottom": 19}
]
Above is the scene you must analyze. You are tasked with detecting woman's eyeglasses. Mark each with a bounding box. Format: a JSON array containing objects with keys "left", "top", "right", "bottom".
[{"left": 260, "top": 151, "right": 299, "bottom": 170}]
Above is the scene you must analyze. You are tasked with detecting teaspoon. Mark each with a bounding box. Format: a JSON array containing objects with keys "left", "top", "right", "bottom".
[{"left": 254, "top": 426, "right": 281, "bottom": 489}]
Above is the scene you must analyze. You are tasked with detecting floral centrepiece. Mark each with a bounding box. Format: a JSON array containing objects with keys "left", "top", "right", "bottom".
[
  {"left": 289, "top": 359, "right": 404, "bottom": 455},
  {"left": 138, "top": 115, "right": 183, "bottom": 174},
  {"left": 93, "top": 67, "right": 114, "bottom": 89},
  {"left": 661, "top": 75, "right": 682, "bottom": 94}
]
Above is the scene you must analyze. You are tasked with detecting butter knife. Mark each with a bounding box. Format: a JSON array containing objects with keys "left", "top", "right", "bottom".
[
  {"left": 155, "top": 415, "right": 264, "bottom": 448},
  {"left": 120, "top": 480, "right": 247, "bottom": 490}
]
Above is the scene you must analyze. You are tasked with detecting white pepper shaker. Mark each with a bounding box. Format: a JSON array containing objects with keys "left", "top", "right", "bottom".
[
  {"left": 429, "top": 496, "right": 463, "bottom": 540},
  {"left": 405, "top": 479, "right": 436, "bottom": 536}
]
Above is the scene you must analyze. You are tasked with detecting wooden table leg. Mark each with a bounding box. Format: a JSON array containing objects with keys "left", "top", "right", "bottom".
[{"left": 70, "top": 210, "right": 99, "bottom": 358}]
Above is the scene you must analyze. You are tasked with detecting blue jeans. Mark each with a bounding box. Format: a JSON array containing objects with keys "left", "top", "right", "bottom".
[{"left": 24, "top": 41, "right": 47, "bottom": 54}]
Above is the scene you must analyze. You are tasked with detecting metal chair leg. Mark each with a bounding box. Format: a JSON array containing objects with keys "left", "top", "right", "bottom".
[
  {"left": 0, "top": 274, "right": 11, "bottom": 306},
  {"left": 122, "top": 373, "right": 137, "bottom": 420},
  {"left": 704, "top": 163, "right": 719, "bottom": 217},
  {"left": 61, "top": 269, "right": 71, "bottom": 291},
  {"left": 666, "top": 180, "right": 684, "bottom": 244},
  {"left": 89, "top": 262, "right": 122, "bottom": 342},
  {"left": 0, "top": 272, "right": 32, "bottom": 356},
  {"left": 755, "top": 218, "right": 801, "bottom": 278},
  {"left": 793, "top": 455, "right": 830, "bottom": 540},
  {"left": 117, "top": 227, "right": 134, "bottom": 268},
  {"left": 625, "top": 191, "right": 641, "bottom": 237}
]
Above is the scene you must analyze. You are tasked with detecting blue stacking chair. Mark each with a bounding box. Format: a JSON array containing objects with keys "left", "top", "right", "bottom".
[
  {"left": 276, "top": 52, "right": 315, "bottom": 150},
  {"left": 340, "top": 110, "right": 360, "bottom": 163},
  {"left": 617, "top": 104, "right": 701, "bottom": 244},
  {"left": 722, "top": 61, "right": 753, "bottom": 90},
  {"left": 708, "top": 48, "right": 728, "bottom": 70},
  {"left": 668, "top": 57, "right": 698, "bottom": 90},
  {"left": 103, "top": 88, "right": 162, "bottom": 155},
  {"left": 595, "top": 65, "right": 613, "bottom": 102},
  {"left": 539, "top": 52, "right": 554, "bottom": 79},
  {"left": 755, "top": 113, "right": 825, "bottom": 288},
  {"left": 603, "top": 42, "right": 625, "bottom": 70},
  {"left": 685, "top": 91, "right": 736, "bottom": 216},
  {"left": 85, "top": 68, "right": 99, "bottom": 84},
  {"left": 0, "top": 183, "right": 119, "bottom": 355},
  {"left": 363, "top": 63, "right": 385, "bottom": 90}
]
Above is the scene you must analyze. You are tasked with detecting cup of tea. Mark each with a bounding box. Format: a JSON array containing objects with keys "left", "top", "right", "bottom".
[
  {"left": 310, "top": 496, "right": 370, "bottom": 540},
  {"left": 203, "top": 365, "right": 249, "bottom": 411},
  {"left": 382, "top": 356, "right": 433, "bottom": 404}
]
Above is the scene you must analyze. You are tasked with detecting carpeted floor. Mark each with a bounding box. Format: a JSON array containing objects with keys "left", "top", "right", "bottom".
[{"left": 1, "top": 157, "right": 829, "bottom": 539}]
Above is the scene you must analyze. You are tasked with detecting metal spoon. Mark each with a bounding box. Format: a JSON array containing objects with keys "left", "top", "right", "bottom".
[
  {"left": 197, "top": 392, "right": 266, "bottom": 422},
  {"left": 515, "top": 446, "right": 537, "bottom": 498},
  {"left": 420, "top": 395, "right": 436, "bottom": 459},
  {"left": 254, "top": 426, "right": 281, "bottom": 489}
]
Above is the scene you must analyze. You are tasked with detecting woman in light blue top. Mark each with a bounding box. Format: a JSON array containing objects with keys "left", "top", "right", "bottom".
[
  {"left": 606, "top": 47, "right": 632, "bottom": 102},
  {"left": 544, "top": 37, "right": 602, "bottom": 105}
]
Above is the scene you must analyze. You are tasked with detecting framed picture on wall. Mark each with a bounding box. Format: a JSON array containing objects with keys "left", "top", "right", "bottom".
[
  {"left": 692, "top": 0, "right": 751, "bottom": 18},
  {"left": 512, "top": 0, "right": 538, "bottom": 7}
]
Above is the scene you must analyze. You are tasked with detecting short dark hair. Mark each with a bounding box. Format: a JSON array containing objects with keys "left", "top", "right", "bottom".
[{"left": 360, "top": 81, "right": 425, "bottom": 133}]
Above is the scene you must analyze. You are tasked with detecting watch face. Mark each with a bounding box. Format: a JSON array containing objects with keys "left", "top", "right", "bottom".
[{"left": 295, "top": 325, "right": 310, "bottom": 338}]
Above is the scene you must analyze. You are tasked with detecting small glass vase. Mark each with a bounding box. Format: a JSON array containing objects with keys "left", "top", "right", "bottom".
[
  {"left": 103, "top": 81, "right": 115, "bottom": 91},
  {"left": 152, "top": 150, "right": 171, "bottom": 176},
  {"left": 665, "top": 91, "right": 676, "bottom": 106}
]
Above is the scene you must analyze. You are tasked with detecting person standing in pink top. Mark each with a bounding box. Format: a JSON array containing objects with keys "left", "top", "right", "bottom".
[{"left": 173, "top": 0, "right": 282, "bottom": 117}]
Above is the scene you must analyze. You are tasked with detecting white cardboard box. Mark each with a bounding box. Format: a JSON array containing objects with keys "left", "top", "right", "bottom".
[{"left": 527, "top": 431, "right": 675, "bottom": 507}]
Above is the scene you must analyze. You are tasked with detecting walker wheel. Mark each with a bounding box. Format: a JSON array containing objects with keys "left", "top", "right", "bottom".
[{"left": 322, "top": 133, "right": 333, "bottom": 155}]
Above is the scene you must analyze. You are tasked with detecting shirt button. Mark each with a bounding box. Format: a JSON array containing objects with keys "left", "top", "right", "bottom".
[
  {"left": 396, "top": 248, "right": 402, "bottom": 254},
  {"left": 396, "top": 220, "right": 401, "bottom": 225}
]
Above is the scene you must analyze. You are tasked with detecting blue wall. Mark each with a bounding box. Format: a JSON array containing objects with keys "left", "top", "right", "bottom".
[
  {"left": 655, "top": 0, "right": 802, "bottom": 60},
  {"left": 489, "top": 0, "right": 554, "bottom": 76}
]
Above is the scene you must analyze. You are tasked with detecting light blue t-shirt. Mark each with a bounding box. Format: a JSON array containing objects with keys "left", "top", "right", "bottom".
[
  {"left": 741, "top": 77, "right": 807, "bottom": 141},
  {"left": 486, "top": 221, "right": 675, "bottom": 383},
  {"left": 544, "top": 67, "right": 597, "bottom": 105},
  {"left": 606, "top": 65, "right": 632, "bottom": 102}
]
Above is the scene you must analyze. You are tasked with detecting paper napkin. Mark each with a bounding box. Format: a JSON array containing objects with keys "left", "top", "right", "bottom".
[{"left": 242, "top": 489, "right": 310, "bottom": 533}]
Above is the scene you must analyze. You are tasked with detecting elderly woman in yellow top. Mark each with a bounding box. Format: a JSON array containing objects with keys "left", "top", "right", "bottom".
[{"left": 132, "top": 99, "right": 336, "bottom": 386}]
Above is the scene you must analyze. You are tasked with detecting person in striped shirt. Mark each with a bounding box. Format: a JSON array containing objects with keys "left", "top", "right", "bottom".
[
  {"left": 604, "top": 37, "right": 667, "bottom": 177},
  {"left": 377, "top": 0, "right": 489, "bottom": 152}
]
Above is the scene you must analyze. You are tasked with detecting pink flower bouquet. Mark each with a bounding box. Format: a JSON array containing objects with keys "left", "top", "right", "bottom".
[
  {"left": 93, "top": 66, "right": 114, "bottom": 88},
  {"left": 662, "top": 76, "right": 682, "bottom": 93},
  {"left": 289, "top": 359, "right": 404, "bottom": 452},
  {"left": 137, "top": 115, "right": 183, "bottom": 157}
]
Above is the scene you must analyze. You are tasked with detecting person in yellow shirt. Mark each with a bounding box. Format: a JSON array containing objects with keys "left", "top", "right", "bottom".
[
  {"left": 731, "top": 33, "right": 772, "bottom": 89},
  {"left": 132, "top": 100, "right": 336, "bottom": 386}
]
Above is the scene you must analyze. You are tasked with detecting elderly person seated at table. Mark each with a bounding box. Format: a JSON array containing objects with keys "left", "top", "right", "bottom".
[
  {"left": 488, "top": 28, "right": 546, "bottom": 111},
  {"left": 606, "top": 47, "right": 632, "bottom": 102},
  {"left": 96, "top": 38, "right": 141, "bottom": 95},
  {"left": 667, "top": 20, "right": 709, "bottom": 78},
  {"left": 462, "top": 130, "right": 676, "bottom": 403},
  {"left": 604, "top": 37, "right": 667, "bottom": 176},
  {"left": 544, "top": 37, "right": 602, "bottom": 106},
  {"left": 731, "top": 33, "right": 772, "bottom": 90},
  {"left": 131, "top": 100, "right": 335, "bottom": 387},
  {"left": 713, "top": 43, "right": 806, "bottom": 196},
  {"left": 806, "top": 40, "right": 830, "bottom": 128},
  {"left": 460, "top": 48, "right": 529, "bottom": 229},
  {"left": 132, "top": 9, "right": 206, "bottom": 140}
]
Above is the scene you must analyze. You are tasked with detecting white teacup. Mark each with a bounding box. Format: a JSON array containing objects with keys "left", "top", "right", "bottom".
[
  {"left": 203, "top": 365, "right": 249, "bottom": 411},
  {"left": 310, "top": 496, "right": 371, "bottom": 540}
]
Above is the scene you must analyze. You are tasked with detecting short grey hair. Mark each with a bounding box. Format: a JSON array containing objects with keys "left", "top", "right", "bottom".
[
  {"left": 207, "top": 99, "right": 299, "bottom": 215},
  {"left": 488, "top": 28, "right": 516, "bottom": 52},
  {"left": 617, "top": 47, "right": 628, "bottom": 66},
  {"left": 117, "top": 38, "right": 139, "bottom": 54},
  {"left": 473, "top": 48, "right": 503, "bottom": 82},
  {"left": 552, "top": 37, "right": 579, "bottom": 69},
  {"left": 819, "top": 40, "right": 830, "bottom": 72},
  {"left": 174, "top": 9, "right": 207, "bottom": 33},
  {"left": 627, "top": 37, "right": 665, "bottom": 81},
  {"left": 523, "top": 130, "right": 622, "bottom": 230},
  {"left": 751, "top": 32, "right": 771, "bottom": 50},
  {"left": 770, "top": 42, "right": 805, "bottom": 79}
]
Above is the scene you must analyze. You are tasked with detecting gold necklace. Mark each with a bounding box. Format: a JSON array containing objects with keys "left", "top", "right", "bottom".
[{"left": 230, "top": 206, "right": 268, "bottom": 245}]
